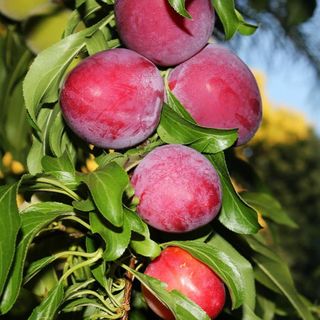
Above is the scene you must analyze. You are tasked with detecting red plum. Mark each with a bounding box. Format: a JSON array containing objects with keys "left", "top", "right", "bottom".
[
  {"left": 131, "top": 144, "right": 222, "bottom": 233},
  {"left": 168, "top": 44, "right": 262, "bottom": 145},
  {"left": 60, "top": 48, "right": 164, "bottom": 149},
  {"left": 115, "top": 0, "right": 215, "bottom": 66},
  {"left": 143, "top": 246, "right": 226, "bottom": 319}
]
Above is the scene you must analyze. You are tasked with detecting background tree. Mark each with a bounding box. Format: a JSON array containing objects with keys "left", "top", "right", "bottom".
[{"left": 238, "top": 72, "right": 320, "bottom": 302}]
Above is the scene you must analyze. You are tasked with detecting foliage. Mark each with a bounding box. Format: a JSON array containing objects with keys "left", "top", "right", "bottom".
[
  {"left": 237, "top": 74, "right": 320, "bottom": 303},
  {"left": 248, "top": 135, "right": 320, "bottom": 304},
  {"left": 0, "top": 1, "right": 317, "bottom": 319}
]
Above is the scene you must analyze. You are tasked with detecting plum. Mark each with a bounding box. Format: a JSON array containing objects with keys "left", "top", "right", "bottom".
[
  {"left": 168, "top": 44, "right": 262, "bottom": 145},
  {"left": 60, "top": 48, "right": 164, "bottom": 149},
  {"left": 142, "top": 246, "right": 226, "bottom": 319},
  {"left": 131, "top": 144, "right": 222, "bottom": 233},
  {"left": 114, "top": 0, "right": 215, "bottom": 66}
]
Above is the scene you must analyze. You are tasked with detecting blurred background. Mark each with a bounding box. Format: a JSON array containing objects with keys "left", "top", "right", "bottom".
[
  {"left": 0, "top": 0, "right": 319, "bottom": 308},
  {"left": 232, "top": 0, "right": 320, "bottom": 304}
]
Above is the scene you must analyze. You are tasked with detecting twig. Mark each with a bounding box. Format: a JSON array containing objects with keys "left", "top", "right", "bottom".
[{"left": 121, "top": 256, "right": 137, "bottom": 320}]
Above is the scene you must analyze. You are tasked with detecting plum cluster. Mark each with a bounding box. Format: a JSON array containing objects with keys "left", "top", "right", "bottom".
[{"left": 59, "top": 0, "right": 262, "bottom": 319}]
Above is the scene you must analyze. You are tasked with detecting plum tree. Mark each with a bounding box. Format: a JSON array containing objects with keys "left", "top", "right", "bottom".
[
  {"left": 131, "top": 144, "right": 222, "bottom": 233},
  {"left": 168, "top": 44, "right": 262, "bottom": 145},
  {"left": 60, "top": 48, "right": 164, "bottom": 149},
  {"left": 114, "top": 0, "right": 215, "bottom": 66},
  {"left": 142, "top": 246, "right": 226, "bottom": 319}
]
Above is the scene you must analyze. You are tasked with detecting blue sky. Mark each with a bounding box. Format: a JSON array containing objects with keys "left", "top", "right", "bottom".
[{"left": 231, "top": 4, "right": 320, "bottom": 134}]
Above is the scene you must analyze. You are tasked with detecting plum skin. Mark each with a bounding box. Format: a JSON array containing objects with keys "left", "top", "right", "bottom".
[
  {"left": 131, "top": 144, "right": 222, "bottom": 233},
  {"left": 114, "top": 0, "right": 215, "bottom": 67},
  {"left": 168, "top": 44, "right": 262, "bottom": 145},
  {"left": 59, "top": 48, "right": 164, "bottom": 149},
  {"left": 142, "top": 246, "right": 226, "bottom": 319}
]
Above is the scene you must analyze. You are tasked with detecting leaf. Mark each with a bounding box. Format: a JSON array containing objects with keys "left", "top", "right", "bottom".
[
  {"left": 82, "top": 162, "right": 129, "bottom": 227},
  {"left": 211, "top": 0, "right": 257, "bottom": 39},
  {"left": 124, "top": 207, "right": 161, "bottom": 259},
  {"left": 236, "top": 10, "right": 259, "bottom": 36},
  {"left": 212, "top": 0, "right": 239, "bottom": 39},
  {"left": 208, "top": 153, "right": 260, "bottom": 234},
  {"left": 48, "top": 109, "right": 76, "bottom": 159},
  {"left": 241, "top": 192, "right": 298, "bottom": 228},
  {"left": 62, "top": 297, "right": 106, "bottom": 313},
  {"left": 243, "top": 235, "right": 314, "bottom": 320},
  {"left": 73, "top": 198, "right": 96, "bottom": 212},
  {"left": 167, "top": 0, "right": 192, "bottom": 18},
  {"left": 86, "top": 237, "right": 108, "bottom": 289},
  {"left": 23, "top": 15, "right": 112, "bottom": 129},
  {"left": 0, "top": 183, "right": 20, "bottom": 297},
  {"left": 0, "top": 202, "right": 72, "bottom": 314},
  {"left": 27, "top": 135, "right": 43, "bottom": 175},
  {"left": 41, "top": 152, "right": 79, "bottom": 189},
  {"left": 27, "top": 282, "right": 65, "bottom": 320},
  {"left": 167, "top": 235, "right": 255, "bottom": 310},
  {"left": 126, "top": 269, "right": 210, "bottom": 320},
  {"left": 256, "top": 295, "right": 276, "bottom": 320},
  {"left": 42, "top": 151, "right": 75, "bottom": 173},
  {"left": 253, "top": 255, "right": 314, "bottom": 320},
  {"left": 243, "top": 304, "right": 263, "bottom": 320},
  {"left": 89, "top": 211, "right": 131, "bottom": 261},
  {"left": 157, "top": 104, "right": 237, "bottom": 154},
  {"left": 166, "top": 89, "right": 196, "bottom": 123},
  {"left": 95, "top": 151, "right": 127, "bottom": 169},
  {"left": 4, "top": 81, "right": 31, "bottom": 153},
  {"left": 24, "top": 256, "right": 57, "bottom": 284},
  {"left": 86, "top": 29, "right": 110, "bottom": 55}
]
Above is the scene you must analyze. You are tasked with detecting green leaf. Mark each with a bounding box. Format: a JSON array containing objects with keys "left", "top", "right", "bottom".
[
  {"left": 82, "top": 162, "right": 129, "bottom": 227},
  {"left": 27, "top": 135, "right": 43, "bottom": 175},
  {"left": 166, "top": 89, "right": 196, "bottom": 123},
  {"left": 208, "top": 153, "right": 260, "bottom": 234},
  {"left": 211, "top": 0, "right": 257, "bottom": 39},
  {"left": 0, "top": 202, "right": 72, "bottom": 314},
  {"left": 48, "top": 109, "right": 76, "bottom": 159},
  {"left": 167, "top": 0, "right": 192, "bottom": 18},
  {"left": 27, "top": 282, "right": 65, "bottom": 320},
  {"left": 243, "top": 304, "right": 263, "bottom": 320},
  {"left": 244, "top": 236, "right": 314, "bottom": 320},
  {"left": 95, "top": 151, "right": 127, "bottom": 169},
  {"left": 236, "top": 10, "right": 258, "bottom": 36},
  {"left": 24, "top": 256, "right": 57, "bottom": 284},
  {"left": 73, "top": 198, "right": 95, "bottom": 212},
  {"left": 26, "top": 105, "right": 61, "bottom": 175},
  {"left": 241, "top": 192, "right": 298, "bottom": 228},
  {"left": 212, "top": 0, "right": 239, "bottom": 39},
  {"left": 23, "top": 14, "right": 112, "bottom": 129},
  {"left": 89, "top": 211, "right": 131, "bottom": 261},
  {"left": 256, "top": 295, "right": 276, "bottom": 320},
  {"left": 41, "top": 152, "right": 79, "bottom": 189},
  {"left": 0, "top": 183, "right": 20, "bottom": 297},
  {"left": 167, "top": 235, "right": 255, "bottom": 310},
  {"left": 125, "top": 208, "right": 161, "bottom": 259},
  {"left": 126, "top": 269, "right": 210, "bottom": 320},
  {"left": 86, "top": 29, "right": 110, "bottom": 55},
  {"left": 253, "top": 255, "right": 314, "bottom": 320},
  {"left": 157, "top": 103, "right": 237, "bottom": 153},
  {"left": 86, "top": 237, "right": 109, "bottom": 289},
  {"left": 42, "top": 150, "right": 74, "bottom": 174},
  {"left": 4, "top": 81, "right": 31, "bottom": 153}
]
